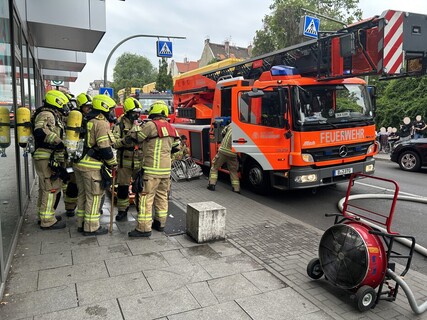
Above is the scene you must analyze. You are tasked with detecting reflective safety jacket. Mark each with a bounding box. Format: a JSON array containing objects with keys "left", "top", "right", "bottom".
[
  {"left": 32, "top": 108, "right": 65, "bottom": 161},
  {"left": 75, "top": 113, "right": 117, "bottom": 171},
  {"left": 218, "top": 124, "right": 236, "bottom": 157},
  {"left": 112, "top": 116, "right": 143, "bottom": 169},
  {"left": 134, "top": 118, "right": 178, "bottom": 178}
]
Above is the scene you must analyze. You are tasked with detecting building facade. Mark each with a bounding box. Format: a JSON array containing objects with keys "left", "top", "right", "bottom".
[{"left": 0, "top": 0, "right": 106, "bottom": 298}]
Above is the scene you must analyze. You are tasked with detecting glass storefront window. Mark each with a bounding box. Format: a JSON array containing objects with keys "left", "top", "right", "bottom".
[{"left": 0, "top": 0, "right": 17, "bottom": 281}]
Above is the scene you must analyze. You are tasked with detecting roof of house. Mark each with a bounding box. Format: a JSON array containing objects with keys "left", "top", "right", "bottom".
[
  {"left": 175, "top": 61, "right": 199, "bottom": 73},
  {"left": 209, "top": 42, "right": 251, "bottom": 60}
]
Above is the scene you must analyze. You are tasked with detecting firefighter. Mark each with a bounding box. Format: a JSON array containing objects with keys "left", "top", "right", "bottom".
[
  {"left": 33, "top": 90, "right": 70, "bottom": 229},
  {"left": 128, "top": 100, "right": 178, "bottom": 237},
  {"left": 207, "top": 123, "right": 240, "bottom": 193},
  {"left": 74, "top": 94, "right": 118, "bottom": 236},
  {"left": 112, "top": 97, "right": 143, "bottom": 221},
  {"left": 172, "top": 134, "right": 190, "bottom": 161},
  {"left": 63, "top": 93, "right": 92, "bottom": 217}
]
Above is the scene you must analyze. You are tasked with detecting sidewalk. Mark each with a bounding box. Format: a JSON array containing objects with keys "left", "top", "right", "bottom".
[{"left": 1, "top": 164, "right": 425, "bottom": 319}]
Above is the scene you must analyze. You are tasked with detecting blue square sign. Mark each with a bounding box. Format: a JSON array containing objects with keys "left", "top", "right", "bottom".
[
  {"left": 303, "top": 15, "right": 320, "bottom": 39},
  {"left": 157, "top": 40, "right": 173, "bottom": 58},
  {"left": 100, "top": 87, "right": 114, "bottom": 97}
]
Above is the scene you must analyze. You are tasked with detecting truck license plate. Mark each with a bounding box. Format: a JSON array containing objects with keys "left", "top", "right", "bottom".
[{"left": 334, "top": 168, "right": 353, "bottom": 176}]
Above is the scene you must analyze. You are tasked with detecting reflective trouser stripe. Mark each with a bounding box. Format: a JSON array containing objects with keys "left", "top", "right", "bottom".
[{"left": 39, "top": 192, "right": 55, "bottom": 218}]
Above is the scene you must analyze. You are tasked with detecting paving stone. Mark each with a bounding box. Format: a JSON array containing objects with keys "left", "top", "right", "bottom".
[
  {"left": 144, "top": 262, "right": 212, "bottom": 291},
  {"left": 126, "top": 237, "right": 182, "bottom": 255},
  {"left": 168, "top": 301, "right": 251, "bottom": 320},
  {"left": 105, "top": 252, "right": 169, "bottom": 276},
  {"left": 4, "top": 270, "right": 38, "bottom": 295},
  {"left": 0, "top": 285, "right": 77, "bottom": 320},
  {"left": 242, "top": 269, "right": 287, "bottom": 292},
  {"left": 201, "top": 253, "right": 263, "bottom": 278},
  {"left": 236, "top": 287, "right": 319, "bottom": 320},
  {"left": 186, "top": 281, "right": 219, "bottom": 307},
  {"left": 173, "top": 234, "right": 202, "bottom": 247},
  {"left": 18, "top": 228, "right": 71, "bottom": 245},
  {"left": 41, "top": 237, "right": 98, "bottom": 254},
  {"left": 119, "top": 286, "right": 200, "bottom": 319},
  {"left": 208, "top": 241, "right": 242, "bottom": 257},
  {"left": 76, "top": 272, "right": 151, "bottom": 305},
  {"left": 38, "top": 261, "right": 109, "bottom": 290},
  {"left": 294, "top": 310, "right": 336, "bottom": 319},
  {"left": 160, "top": 249, "right": 189, "bottom": 265},
  {"left": 72, "top": 243, "right": 132, "bottom": 264},
  {"left": 11, "top": 251, "right": 72, "bottom": 273},
  {"left": 14, "top": 240, "right": 42, "bottom": 257},
  {"left": 180, "top": 244, "right": 222, "bottom": 263},
  {"left": 34, "top": 299, "right": 122, "bottom": 320},
  {"left": 207, "top": 274, "right": 261, "bottom": 303}
]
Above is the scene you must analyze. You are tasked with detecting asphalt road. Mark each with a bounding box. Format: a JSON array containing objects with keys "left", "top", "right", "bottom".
[{"left": 239, "top": 158, "right": 427, "bottom": 275}]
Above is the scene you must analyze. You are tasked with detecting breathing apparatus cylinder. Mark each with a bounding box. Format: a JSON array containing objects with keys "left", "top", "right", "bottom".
[
  {"left": 16, "top": 107, "right": 32, "bottom": 148},
  {"left": 0, "top": 106, "right": 11, "bottom": 149},
  {"left": 65, "top": 109, "right": 83, "bottom": 159}
]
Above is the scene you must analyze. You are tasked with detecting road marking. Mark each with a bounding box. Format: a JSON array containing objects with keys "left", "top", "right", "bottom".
[{"left": 355, "top": 181, "right": 427, "bottom": 198}]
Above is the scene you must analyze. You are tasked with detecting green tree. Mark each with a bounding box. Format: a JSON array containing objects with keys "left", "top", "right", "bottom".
[
  {"left": 252, "top": 0, "right": 362, "bottom": 56},
  {"left": 375, "top": 77, "right": 427, "bottom": 130},
  {"left": 111, "top": 52, "right": 157, "bottom": 100},
  {"left": 155, "top": 58, "right": 173, "bottom": 92}
]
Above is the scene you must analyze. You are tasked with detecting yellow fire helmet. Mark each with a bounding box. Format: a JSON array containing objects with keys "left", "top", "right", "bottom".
[
  {"left": 44, "top": 90, "right": 69, "bottom": 109},
  {"left": 92, "top": 94, "right": 117, "bottom": 113},
  {"left": 76, "top": 93, "right": 92, "bottom": 109},
  {"left": 124, "top": 97, "right": 142, "bottom": 114},
  {"left": 148, "top": 100, "right": 168, "bottom": 117}
]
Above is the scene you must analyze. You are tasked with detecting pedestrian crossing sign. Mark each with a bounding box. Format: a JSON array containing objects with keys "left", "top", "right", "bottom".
[
  {"left": 100, "top": 87, "right": 113, "bottom": 97},
  {"left": 157, "top": 40, "right": 173, "bottom": 58},
  {"left": 302, "top": 15, "right": 320, "bottom": 39}
]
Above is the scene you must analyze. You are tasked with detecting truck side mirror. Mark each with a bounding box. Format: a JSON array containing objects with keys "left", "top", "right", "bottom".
[{"left": 367, "top": 85, "right": 376, "bottom": 115}]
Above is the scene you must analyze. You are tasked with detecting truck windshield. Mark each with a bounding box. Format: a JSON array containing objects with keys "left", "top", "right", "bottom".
[
  {"left": 138, "top": 95, "right": 173, "bottom": 114},
  {"left": 295, "top": 84, "right": 373, "bottom": 126}
]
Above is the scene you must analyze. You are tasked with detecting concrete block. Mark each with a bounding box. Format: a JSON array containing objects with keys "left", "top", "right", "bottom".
[{"left": 186, "top": 201, "right": 226, "bottom": 243}]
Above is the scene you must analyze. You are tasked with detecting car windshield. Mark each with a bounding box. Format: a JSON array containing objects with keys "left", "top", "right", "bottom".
[{"left": 295, "top": 84, "right": 373, "bottom": 126}]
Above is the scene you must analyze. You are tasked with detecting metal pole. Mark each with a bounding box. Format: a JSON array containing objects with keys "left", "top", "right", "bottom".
[
  {"left": 103, "top": 34, "right": 186, "bottom": 88},
  {"left": 302, "top": 8, "right": 347, "bottom": 28}
]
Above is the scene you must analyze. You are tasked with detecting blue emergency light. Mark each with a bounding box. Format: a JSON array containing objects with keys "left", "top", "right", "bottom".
[{"left": 271, "top": 65, "right": 299, "bottom": 76}]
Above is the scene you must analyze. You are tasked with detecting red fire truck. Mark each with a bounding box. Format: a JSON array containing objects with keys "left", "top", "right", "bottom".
[{"left": 172, "top": 10, "right": 427, "bottom": 193}]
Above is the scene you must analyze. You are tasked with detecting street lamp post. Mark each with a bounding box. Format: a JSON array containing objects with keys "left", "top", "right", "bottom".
[{"left": 103, "top": 34, "right": 186, "bottom": 88}]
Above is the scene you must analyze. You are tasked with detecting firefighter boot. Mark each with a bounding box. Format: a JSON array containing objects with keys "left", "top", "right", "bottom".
[
  {"left": 40, "top": 220, "right": 66, "bottom": 230},
  {"left": 66, "top": 209, "right": 75, "bottom": 217},
  {"left": 115, "top": 209, "right": 128, "bottom": 221},
  {"left": 207, "top": 184, "right": 215, "bottom": 191},
  {"left": 152, "top": 219, "right": 165, "bottom": 232},
  {"left": 83, "top": 226, "right": 108, "bottom": 236},
  {"left": 128, "top": 229, "right": 152, "bottom": 237}
]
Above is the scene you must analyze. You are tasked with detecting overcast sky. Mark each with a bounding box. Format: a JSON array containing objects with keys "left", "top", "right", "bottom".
[{"left": 69, "top": 0, "right": 427, "bottom": 95}]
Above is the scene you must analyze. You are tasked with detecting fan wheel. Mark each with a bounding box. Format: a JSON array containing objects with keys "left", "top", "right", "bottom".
[{"left": 319, "top": 224, "right": 368, "bottom": 289}]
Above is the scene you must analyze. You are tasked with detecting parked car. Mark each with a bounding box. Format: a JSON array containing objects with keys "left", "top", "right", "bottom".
[{"left": 390, "top": 138, "right": 427, "bottom": 171}]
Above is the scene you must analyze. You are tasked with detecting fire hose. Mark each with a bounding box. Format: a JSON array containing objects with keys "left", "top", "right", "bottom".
[{"left": 337, "top": 193, "right": 427, "bottom": 314}]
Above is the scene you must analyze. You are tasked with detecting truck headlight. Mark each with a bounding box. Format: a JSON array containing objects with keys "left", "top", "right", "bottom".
[
  {"left": 295, "top": 174, "right": 318, "bottom": 183},
  {"left": 365, "top": 164, "right": 375, "bottom": 172},
  {"left": 301, "top": 153, "right": 314, "bottom": 162}
]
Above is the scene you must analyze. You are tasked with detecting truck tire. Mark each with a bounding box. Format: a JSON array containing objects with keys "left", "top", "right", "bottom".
[{"left": 244, "top": 161, "right": 270, "bottom": 195}]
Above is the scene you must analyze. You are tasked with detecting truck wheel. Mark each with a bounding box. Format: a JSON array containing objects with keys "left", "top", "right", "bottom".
[{"left": 244, "top": 161, "right": 270, "bottom": 194}]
